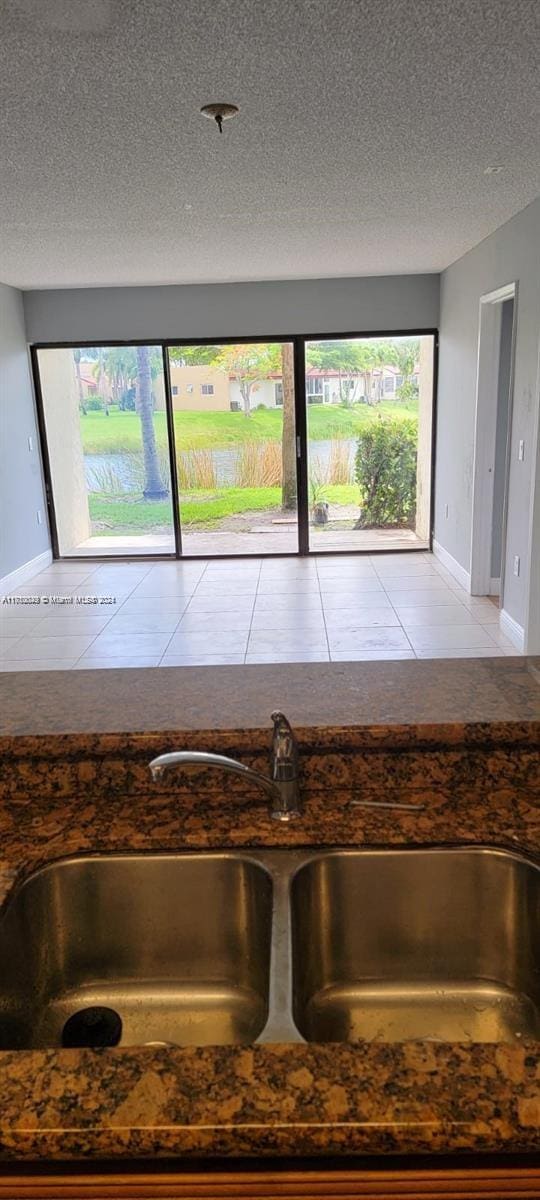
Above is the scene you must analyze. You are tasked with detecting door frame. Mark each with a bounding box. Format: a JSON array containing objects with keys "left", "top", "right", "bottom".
[
  {"left": 29, "top": 330, "right": 438, "bottom": 563},
  {"left": 470, "top": 283, "right": 517, "bottom": 597}
]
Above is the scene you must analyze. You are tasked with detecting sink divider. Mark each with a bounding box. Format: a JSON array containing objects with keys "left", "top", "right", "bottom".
[{"left": 255, "top": 849, "right": 306, "bottom": 1045}]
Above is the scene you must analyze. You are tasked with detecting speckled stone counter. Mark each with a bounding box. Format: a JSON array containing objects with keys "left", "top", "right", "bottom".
[
  {"left": 1, "top": 656, "right": 540, "bottom": 737},
  {"left": 0, "top": 658, "right": 538, "bottom": 1161}
]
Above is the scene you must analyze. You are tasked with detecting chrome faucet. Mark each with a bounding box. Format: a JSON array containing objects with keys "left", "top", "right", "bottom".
[{"left": 149, "top": 711, "right": 301, "bottom": 822}]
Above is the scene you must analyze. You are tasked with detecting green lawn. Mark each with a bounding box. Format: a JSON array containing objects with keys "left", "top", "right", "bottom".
[
  {"left": 89, "top": 485, "right": 359, "bottom": 533},
  {"left": 80, "top": 403, "right": 418, "bottom": 454}
]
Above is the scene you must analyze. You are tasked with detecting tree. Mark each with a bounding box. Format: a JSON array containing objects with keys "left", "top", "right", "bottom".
[
  {"left": 136, "top": 345, "right": 169, "bottom": 500},
  {"left": 168, "top": 345, "right": 221, "bottom": 367},
  {"left": 95, "top": 347, "right": 109, "bottom": 415},
  {"left": 306, "top": 340, "right": 366, "bottom": 406},
  {"left": 101, "top": 346, "right": 136, "bottom": 404},
  {"left": 73, "top": 348, "right": 87, "bottom": 415},
  {"left": 215, "top": 343, "right": 276, "bottom": 416},
  {"left": 390, "top": 338, "right": 420, "bottom": 401},
  {"left": 306, "top": 339, "right": 392, "bottom": 406}
]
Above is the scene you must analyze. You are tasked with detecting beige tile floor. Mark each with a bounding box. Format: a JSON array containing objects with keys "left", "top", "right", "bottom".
[{"left": 0, "top": 553, "right": 519, "bottom": 670}]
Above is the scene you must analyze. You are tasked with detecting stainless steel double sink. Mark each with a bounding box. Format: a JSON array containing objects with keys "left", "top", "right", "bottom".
[{"left": 0, "top": 847, "right": 538, "bottom": 1050}]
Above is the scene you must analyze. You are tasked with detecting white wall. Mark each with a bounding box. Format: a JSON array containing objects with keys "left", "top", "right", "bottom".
[
  {"left": 0, "top": 282, "right": 50, "bottom": 581},
  {"left": 22, "top": 274, "right": 439, "bottom": 344},
  {"left": 37, "top": 349, "right": 91, "bottom": 553},
  {"left": 434, "top": 198, "right": 540, "bottom": 646}
]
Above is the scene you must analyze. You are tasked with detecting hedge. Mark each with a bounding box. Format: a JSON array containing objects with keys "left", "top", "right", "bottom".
[{"left": 354, "top": 416, "right": 418, "bottom": 528}]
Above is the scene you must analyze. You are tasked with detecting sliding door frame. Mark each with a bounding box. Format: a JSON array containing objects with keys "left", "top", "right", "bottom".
[
  {"left": 161, "top": 345, "right": 183, "bottom": 557},
  {"left": 30, "top": 329, "right": 438, "bottom": 562}
]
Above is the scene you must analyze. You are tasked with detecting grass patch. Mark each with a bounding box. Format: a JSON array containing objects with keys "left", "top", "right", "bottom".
[
  {"left": 80, "top": 403, "right": 418, "bottom": 454},
  {"left": 88, "top": 485, "right": 360, "bottom": 533}
]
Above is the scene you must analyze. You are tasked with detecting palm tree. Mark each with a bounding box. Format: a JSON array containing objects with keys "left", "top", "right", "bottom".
[
  {"left": 136, "top": 345, "right": 168, "bottom": 499},
  {"left": 73, "top": 348, "right": 87, "bottom": 415},
  {"left": 97, "top": 347, "right": 109, "bottom": 416}
]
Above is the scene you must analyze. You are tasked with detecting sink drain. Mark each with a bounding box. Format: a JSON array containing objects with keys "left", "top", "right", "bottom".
[{"left": 61, "top": 1006, "right": 122, "bottom": 1048}]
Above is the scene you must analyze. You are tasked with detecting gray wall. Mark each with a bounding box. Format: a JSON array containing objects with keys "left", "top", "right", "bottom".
[
  {"left": 0, "top": 283, "right": 50, "bottom": 579},
  {"left": 490, "top": 297, "right": 514, "bottom": 579},
  {"left": 434, "top": 198, "right": 540, "bottom": 641},
  {"left": 22, "top": 273, "right": 439, "bottom": 343}
]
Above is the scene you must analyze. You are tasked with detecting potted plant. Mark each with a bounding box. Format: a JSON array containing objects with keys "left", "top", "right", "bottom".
[{"left": 310, "top": 478, "right": 330, "bottom": 525}]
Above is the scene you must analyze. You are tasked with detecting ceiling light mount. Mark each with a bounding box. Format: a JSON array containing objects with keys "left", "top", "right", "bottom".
[
  {"left": 484, "top": 164, "right": 504, "bottom": 175},
  {"left": 200, "top": 103, "right": 239, "bottom": 134}
]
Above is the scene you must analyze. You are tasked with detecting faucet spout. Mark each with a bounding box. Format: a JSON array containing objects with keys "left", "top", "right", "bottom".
[{"left": 149, "top": 713, "right": 301, "bottom": 822}]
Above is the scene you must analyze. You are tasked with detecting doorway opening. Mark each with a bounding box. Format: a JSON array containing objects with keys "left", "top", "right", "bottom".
[{"left": 470, "top": 285, "right": 517, "bottom": 605}]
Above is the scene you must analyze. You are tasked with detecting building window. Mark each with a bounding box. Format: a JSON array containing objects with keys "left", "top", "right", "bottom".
[
  {"left": 275, "top": 381, "right": 283, "bottom": 406},
  {"left": 172, "top": 385, "right": 179, "bottom": 395},
  {"left": 201, "top": 383, "right": 214, "bottom": 395},
  {"left": 383, "top": 376, "right": 395, "bottom": 395},
  {"left": 186, "top": 384, "right": 194, "bottom": 394},
  {"left": 306, "top": 376, "right": 324, "bottom": 404}
]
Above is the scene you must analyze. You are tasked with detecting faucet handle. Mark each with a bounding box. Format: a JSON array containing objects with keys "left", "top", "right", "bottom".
[{"left": 270, "top": 711, "right": 298, "bottom": 780}]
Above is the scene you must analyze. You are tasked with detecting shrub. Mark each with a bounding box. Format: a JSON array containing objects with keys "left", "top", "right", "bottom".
[
  {"left": 396, "top": 380, "right": 418, "bottom": 405},
  {"left": 119, "top": 387, "right": 136, "bottom": 411},
  {"left": 85, "top": 395, "right": 105, "bottom": 412},
  {"left": 354, "top": 417, "right": 418, "bottom": 528}
]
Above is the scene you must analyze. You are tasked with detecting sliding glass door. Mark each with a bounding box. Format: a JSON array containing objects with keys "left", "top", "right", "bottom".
[
  {"left": 166, "top": 342, "right": 299, "bottom": 556},
  {"left": 35, "top": 346, "right": 176, "bottom": 556},
  {"left": 304, "top": 334, "right": 435, "bottom": 553},
  {"left": 33, "top": 332, "right": 435, "bottom": 560}
]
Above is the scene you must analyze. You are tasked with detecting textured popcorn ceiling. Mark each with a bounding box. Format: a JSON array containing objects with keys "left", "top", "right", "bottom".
[{"left": 1, "top": 0, "right": 539, "bottom": 288}]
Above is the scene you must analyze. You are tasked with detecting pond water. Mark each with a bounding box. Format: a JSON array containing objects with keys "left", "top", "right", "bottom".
[{"left": 85, "top": 439, "right": 357, "bottom": 492}]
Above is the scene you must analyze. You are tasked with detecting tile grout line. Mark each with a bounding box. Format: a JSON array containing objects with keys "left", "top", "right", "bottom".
[
  {"left": 315, "top": 558, "right": 332, "bottom": 663},
  {"left": 245, "top": 559, "right": 265, "bottom": 664},
  {"left": 380, "top": 579, "right": 418, "bottom": 657}
]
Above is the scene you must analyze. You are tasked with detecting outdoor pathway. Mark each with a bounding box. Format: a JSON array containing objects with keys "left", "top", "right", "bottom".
[
  {"left": 0, "top": 553, "right": 518, "bottom": 670},
  {"left": 69, "top": 527, "right": 426, "bottom": 556}
]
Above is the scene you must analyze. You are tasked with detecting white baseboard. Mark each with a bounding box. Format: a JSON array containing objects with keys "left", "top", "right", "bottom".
[
  {"left": 0, "top": 548, "right": 52, "bottom": 595},
  {"left": 500, "top": 608, "right": 525, "bottom": 652},
  {"left": 432, "top": 539, "right": 471, "bottom": 592},
  {"left": 489, "top": 577, "right": 501, "bottom": 596}
]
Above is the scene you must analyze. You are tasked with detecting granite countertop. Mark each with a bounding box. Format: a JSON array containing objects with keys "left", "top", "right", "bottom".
[
  {"left": 0, "top": 658, "right": 538, "bottom": 1162},
  {"left": 1, "top": 656, "right": 539, "bottom": 739}
]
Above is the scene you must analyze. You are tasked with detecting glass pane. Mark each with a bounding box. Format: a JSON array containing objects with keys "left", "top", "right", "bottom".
[
  {"left": 36, "top": 346, "right": 175, "bottom": 556},
  {"left": 305, "top": 335, "right": 434, "bottom": 553},
  {"left": 167, "top": 342, "right": 298, "bottom": 556}
]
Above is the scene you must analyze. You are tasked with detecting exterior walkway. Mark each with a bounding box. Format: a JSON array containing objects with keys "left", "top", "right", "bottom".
[
  {"left": 69, "top": 527, "right": 426, "bottom": 556},
  {"left": 1, "top": 553, "right": 516, "bottom": 670}
]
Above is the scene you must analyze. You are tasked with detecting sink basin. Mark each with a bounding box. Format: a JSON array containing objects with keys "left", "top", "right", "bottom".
[
  {"left": 291, "top": 848, "right": 540, "bottom": 1043},
  {"left": 1, "top": 846, "right": 537, "bottom": 1050},
  {"left": 0, "top": 854, "right": 272, "bottom": 1049}
]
